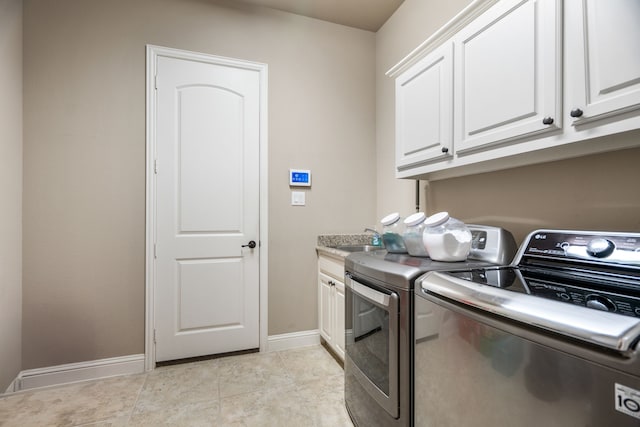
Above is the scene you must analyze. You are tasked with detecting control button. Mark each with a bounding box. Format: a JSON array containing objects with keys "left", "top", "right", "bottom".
[
  {"left": 585, "top": 295, "right": 616, "bottom": 312},
  {"left": 560, "top": 242, "right": 570, "bottom": 251},
  {"left": 635, "top": 307, "right": 640, "bottom": 316},
  {"left": 586, "top": 238, "right": 615, "bottom": 258},
  {"left": 559, "top": 293, "right": 571, "bottom": 301}
]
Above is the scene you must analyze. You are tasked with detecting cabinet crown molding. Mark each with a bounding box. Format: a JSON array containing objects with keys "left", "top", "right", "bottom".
[{"left": 386, "top": 0, "right": 500, "bottom": 78}]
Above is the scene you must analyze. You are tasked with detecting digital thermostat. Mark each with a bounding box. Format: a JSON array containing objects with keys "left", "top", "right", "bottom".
[{"left": 289, "top": 169, "right": 311, "bottom": 187}]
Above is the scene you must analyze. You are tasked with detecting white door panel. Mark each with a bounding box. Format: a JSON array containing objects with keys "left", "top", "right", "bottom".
[
  {"left": 319, "top": 272, "right": 334, "bottom": 345},
  {"left": 396, "top": 42, "right": 453, "bottom": 170},
  {"left": 178, "top": 85, "right": 244, "bottom": 233},
  {"left": 177, "top": 258, "right": 243, "bottom": 330},
  {"left": 454, "top": 0, "right": 561, "bottom": 152},
  {"left": 587, "top": 0, "right": 640, "bottom": 97},
  {"left": 154, "top": 54, "right": 261, "bottom": 362},
  {"left": 567, "top": 0, "right": 640, "bottom": 124},
  {"left": 463, "top": 2, "right": 535, "bottom": 134}
]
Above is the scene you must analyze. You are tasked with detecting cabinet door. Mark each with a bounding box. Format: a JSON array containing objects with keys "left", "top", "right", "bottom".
[
  {"left": 454, "top": 0, "right": 561, "bottom": 152},
  {"left": 334, "top": 280, "right": 346, "bottom": 360},
  {"left": 318, "top": 272, "right": 334, "bottom": 346},
  {"left": 396, "top": 42, "right": 453, "bottom": 173},
  {"left": 566, "top": 0, "right": 640, "bottom": 125}
]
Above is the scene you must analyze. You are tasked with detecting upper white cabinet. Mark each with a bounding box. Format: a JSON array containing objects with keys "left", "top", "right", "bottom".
[
  {"left": 396, "top": 42, "right": 453, "bottom": 171},
  {"left": 389, "top": 0, "right": 640, "bottom": 180},
  {"left": 454, "top": 0, "right": 561, "bottom": 152},
  {"left": 566, "top": 0, "right": 640, "bottom": 126}
]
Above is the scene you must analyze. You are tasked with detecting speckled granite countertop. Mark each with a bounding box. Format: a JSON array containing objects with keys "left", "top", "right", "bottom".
[
  {"left": 317, "top": 234, "right": 373, "bottom": 247},
  {"left": 316, "top": 234, "right": 380, "bottom": 259}
]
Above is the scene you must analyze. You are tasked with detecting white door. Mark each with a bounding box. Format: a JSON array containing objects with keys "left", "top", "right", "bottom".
[{"left": 153, "top": 53, "right": 262, "bottom": 362}]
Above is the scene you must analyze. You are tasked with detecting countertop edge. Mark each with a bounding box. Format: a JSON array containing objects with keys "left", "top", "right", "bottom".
[{"left": 316, "top": 246, "right": 350, "bottom": 260}]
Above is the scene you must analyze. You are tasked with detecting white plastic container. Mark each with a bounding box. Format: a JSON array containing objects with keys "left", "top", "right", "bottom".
[
  {"left": 402, "top": 212, "right": 429, "bottom": 257},
  {"left": 380, "top": 212, "right": 407, "bottom": 253},
  {"left": 422, "top": 212, "right": 472, "bottom": 261}
]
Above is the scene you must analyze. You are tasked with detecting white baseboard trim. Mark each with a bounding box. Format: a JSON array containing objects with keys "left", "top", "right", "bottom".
[
  {"left": 5, "top": 332, "right": 320, "bottom": 394},
  {"left": 5, "top": 378, "right": 18, "bottom": 394},
  {"left": 11, "top": 354, "right": 145, "bottom": 393},
  {"left": 267, "top": 329, "right": 320, "bottom": 352}
]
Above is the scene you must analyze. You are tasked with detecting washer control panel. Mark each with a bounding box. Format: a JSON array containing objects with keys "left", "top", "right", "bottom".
[
  {"left": 519, "top": 230, "right": 640, "bottom": 266},
  {"left": 524, "top": 277, "right": 640, "bottom": 318}
]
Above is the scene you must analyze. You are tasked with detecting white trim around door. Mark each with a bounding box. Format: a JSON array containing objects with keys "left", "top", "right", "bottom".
[{"left": 145, "top": 45, "right": 269, "bottom": 371}]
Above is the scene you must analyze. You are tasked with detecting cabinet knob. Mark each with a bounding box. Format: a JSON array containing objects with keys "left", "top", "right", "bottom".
[
  {"left": 441, "top": 146, "right": 449, "bottom": 154},
  {"left": 542, "top": 117, "right": 554, "bottom": 125},
  {"left": 570, "top": 108, "right": 584, "bottom": 118}
]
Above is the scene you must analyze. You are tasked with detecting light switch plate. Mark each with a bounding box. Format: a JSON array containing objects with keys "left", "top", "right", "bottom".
[{"left": 291, "top": 191, "right": 306, "bottom": 206}]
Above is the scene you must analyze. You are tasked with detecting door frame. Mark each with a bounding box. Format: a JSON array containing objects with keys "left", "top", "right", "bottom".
[{"left": 144, "top": 45, "right": 269, "bottom": 371}]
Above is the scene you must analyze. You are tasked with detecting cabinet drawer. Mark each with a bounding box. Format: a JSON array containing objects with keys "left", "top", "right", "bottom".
[{"left": 318, "top": 255, "right": 345, "bottom": 281}]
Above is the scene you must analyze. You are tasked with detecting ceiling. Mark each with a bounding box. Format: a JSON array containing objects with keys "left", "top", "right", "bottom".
[{"left": 231, "top": 0, "right": 405, "bottom": 32}]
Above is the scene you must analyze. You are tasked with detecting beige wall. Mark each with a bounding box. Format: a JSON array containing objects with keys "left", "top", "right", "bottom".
[
  {"left": 0, "top": 0, "right": 23, "bottom": 390},
  {"left": 21, "top": 0, "right": 638, "bottom": 374},
  {"left": 23, "top": 0, "right": 376, "bottom": 369},
  {"left": 377, "top": 0, "right": 640, "bottom": 243},
  {"left": 426, "top": 142, "right": 640, "bottom": 245}
]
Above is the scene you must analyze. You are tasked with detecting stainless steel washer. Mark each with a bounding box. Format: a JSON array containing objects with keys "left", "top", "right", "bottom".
[{"left": 415, "top": 229, "right": 640, "bottom": 426}]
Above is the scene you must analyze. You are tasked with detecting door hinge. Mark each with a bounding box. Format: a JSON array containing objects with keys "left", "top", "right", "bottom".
[
  {"left": 154, "top": 243, "right": 157, "bottom": 259},
  {"left": 154, "top": 159, "right": 158, "bottom": 174},
  {"left": 154, "top": 73, "right": 158, "bottom": 90},
  {"left": 153, "top": 329, "right": 157, "bottom": 344}
]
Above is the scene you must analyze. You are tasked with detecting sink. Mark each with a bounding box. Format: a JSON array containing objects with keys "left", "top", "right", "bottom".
[{"left": 333, "top": 244, "right": 381, "bottom": 253}]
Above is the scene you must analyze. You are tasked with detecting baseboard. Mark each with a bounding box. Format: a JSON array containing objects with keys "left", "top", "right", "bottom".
[
  {"left": 5, "top": 332, "right": 319, "bottom": 394},
  {"left": 267, "top": 329, "right": 320, "bottom": 352},
  {"left": 11, "top": 354, "right": 145, "bottom": 393},
  {"left": 5, "top": 378, "right": 18, "bottom": 394}
]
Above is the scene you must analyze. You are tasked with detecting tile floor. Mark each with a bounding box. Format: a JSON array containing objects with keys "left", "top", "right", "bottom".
[{"left": 0, "top": 345, "right": 354, "bottom": 426}]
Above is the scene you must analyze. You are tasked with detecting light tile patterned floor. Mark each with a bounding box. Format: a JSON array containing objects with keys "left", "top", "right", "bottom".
[{"left": 0, "top": 346, "right": 354, "bottom": 426}]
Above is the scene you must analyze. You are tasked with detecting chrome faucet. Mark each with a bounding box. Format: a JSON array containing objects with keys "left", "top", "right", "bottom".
[{"left": 364, "top": 227, "right": 382, "bottom": 246}]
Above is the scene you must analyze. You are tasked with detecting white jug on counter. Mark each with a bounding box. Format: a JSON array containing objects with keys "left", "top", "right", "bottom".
[
  {"left": 422, "top": 212, "right": 472, "bottom": 261},
  {"left": 402, "top": 212, "right": 429, "bottom": 257},
  {"left": 380, "top": 212, "right": 408, "bottom": 253}
]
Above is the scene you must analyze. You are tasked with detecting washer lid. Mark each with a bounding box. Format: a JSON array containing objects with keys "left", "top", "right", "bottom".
[{"left": 345, "top": 251, "right": 491, "bottom": 290}]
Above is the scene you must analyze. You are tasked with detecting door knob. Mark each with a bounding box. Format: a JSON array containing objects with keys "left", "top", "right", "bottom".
[
  {"left": 542, "top": 117, "right": 554, "bottom": 125},
  {"left": 242, "top": 240, "right": 257, "bottom": 249}
]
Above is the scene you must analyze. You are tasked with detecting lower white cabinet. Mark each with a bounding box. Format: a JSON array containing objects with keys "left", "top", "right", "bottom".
[{"left": 318, "top": 253, "right": 345, "bottom": 360}]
